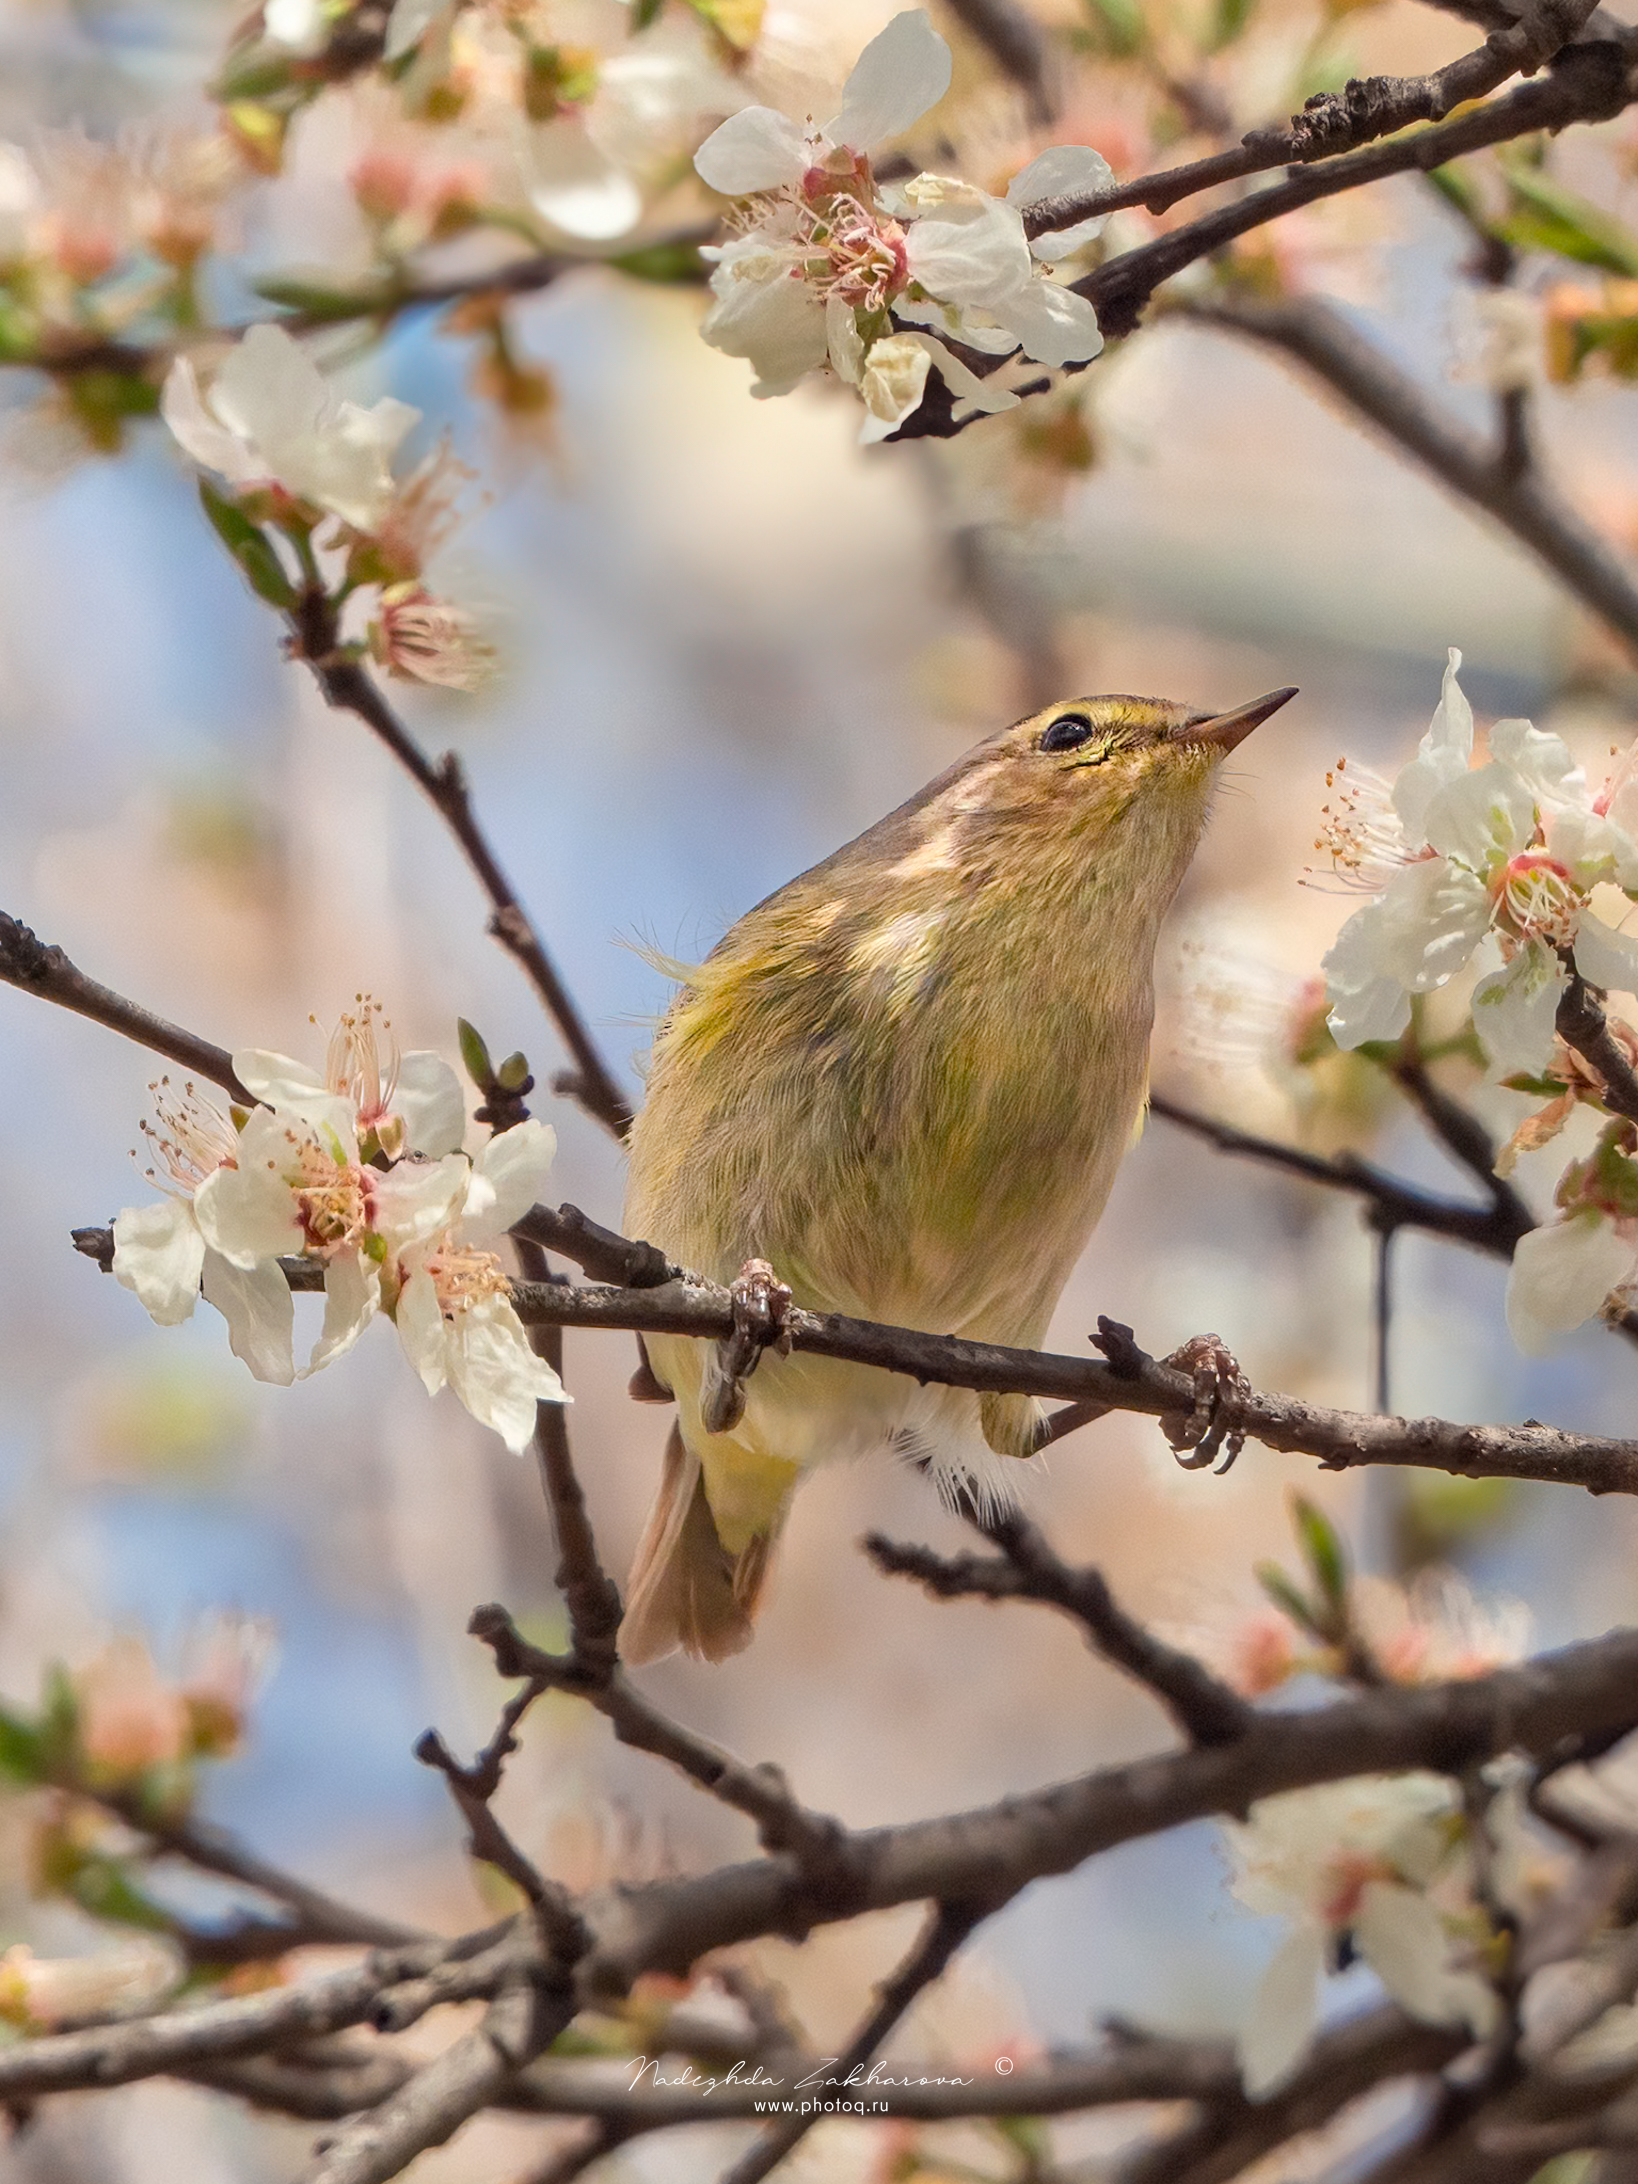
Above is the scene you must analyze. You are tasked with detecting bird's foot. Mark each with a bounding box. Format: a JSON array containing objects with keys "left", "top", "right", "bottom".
[
  {"left": 700, "top": 1259, "right": 794, "bottom": 1436},
  {"left": 1160, "top": 1334, "right": 1249, "bottom": 1475}
]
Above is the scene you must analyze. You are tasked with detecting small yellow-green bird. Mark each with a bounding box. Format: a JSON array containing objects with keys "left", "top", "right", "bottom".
[{"left": 621, "top": 685, "right": 1294, "bottom": 1662}]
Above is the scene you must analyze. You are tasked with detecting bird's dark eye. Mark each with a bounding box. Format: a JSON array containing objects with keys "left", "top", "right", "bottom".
[{"left": 1040, "top": 712, "right": 1095, "bottom": 754}]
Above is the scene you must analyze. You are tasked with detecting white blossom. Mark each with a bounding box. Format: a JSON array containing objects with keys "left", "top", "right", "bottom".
[
  {"left": 1321, "top": 650, "right": 1638, "bottom": 1072},
  {"left": 0, "top": 1939, "right": 182, "bottom": 2030},
  {"left": 1227, "top": 1774, "right": 1499, "bottom": 2096},
  {"left": 161, "top": 322, "right": 420, "bottom": 532},
  {"left": 691, "top": 10, "right": 1102, "bottom": 437},
  {"left": 389, "top": 1119, "right": 567, "bottom": 1452}
]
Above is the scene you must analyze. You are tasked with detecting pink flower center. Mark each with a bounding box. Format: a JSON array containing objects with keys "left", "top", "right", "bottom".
[{"left": 1490, "top": 851, "right": 1582, "bottom": 945}]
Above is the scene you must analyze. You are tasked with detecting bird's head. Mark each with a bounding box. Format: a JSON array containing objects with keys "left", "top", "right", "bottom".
[{"left": 901, "top": 685, "right": 1297, "bottom": 901}]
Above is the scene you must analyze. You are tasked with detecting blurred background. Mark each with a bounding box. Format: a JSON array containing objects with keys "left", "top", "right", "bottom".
[{"left": 5, "top": 0, "right": 1638, "bottom": 2173}]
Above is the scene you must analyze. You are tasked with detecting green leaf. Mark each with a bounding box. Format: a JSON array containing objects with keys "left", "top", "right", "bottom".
[
  {"left": 610, "top": 239, "right": 708, "bottom": 284},
  {"left": 1255, "top": 1562, "right": 1323, "bottom": 1637},
  {"left": 0, "top": 1708, "right": 42, "bottom": 1784},
  {"left": 1499, "top": 164, "right": 1638, "bottom": 277},
  {"left": 1081, "top": 0, "right": 1145, "bottom": 57},
  {"left": 1426, "top": 162, "right": 1486, "bottom": 223},
  {"left": 1208, "top": 0, "right": 1256, "bottom": 52},
  {"left": 458, "top": 1017, "right": 495, "bottom": 1088},
  {"left": 1292, "top": 1494, "right": 1349, "bottom": 1611},
  {"left": 682, "top": 0, "right": 762, "bottom": 48},
  {"left": 253, "top": 275, "right": 396, "bottom": 321},
  {"left": 197, "top": 481, "right": 296, "bottom": 609}
]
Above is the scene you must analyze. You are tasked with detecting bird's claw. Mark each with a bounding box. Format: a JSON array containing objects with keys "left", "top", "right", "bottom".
[
  {"left": 1160, "top": 1333, "right": 1249, "bottom": 1474},
  {"left": 700, "top": 1259, "right": 794, "bottom": 1435}
]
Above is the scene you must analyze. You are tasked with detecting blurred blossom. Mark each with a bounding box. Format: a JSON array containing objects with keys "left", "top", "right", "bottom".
[
  {"left": 1505, "top": 1118, "right": 1638, "bottom": 1350},
  {"left": 1320, "top": 649, "right": 1638, "bottom": 1072},
  {"left": 370, "top": 582, "right": 496, "bottom": 690},
  {"left": 1226, "top": 1773, "right": 1502, "bottom": 2095},
  {"left": 178, "top": 1611, "right": 278, "bottom": 1757},
  {"left": 1349, "top": 1571, "right": 1531, "bottom": 1685},
  {"left": 0, "top": 1938, "right": 181, "bottom": 2030},
  {"left": 73, "top": 1637, "right": 190, "bottom": 1780},
  {"left": 1451, "top": 287, "right": 1544, "bottom": 395},
  {"left": 162, "top": 322, "right": 421, "bottom": 535}
]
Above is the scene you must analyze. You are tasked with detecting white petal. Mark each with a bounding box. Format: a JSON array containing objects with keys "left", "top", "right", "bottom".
[
  {"left": 529, "top": 125, "right": 643, "bottom": 240},
  {"left": 1007, "top": 145, "right": 1115, "bottom": 261},
  {"left": 1472, "top": 941, "right": 1566, "bottom": 1075},
  {"left": 825, "top": 294, "right": 865, "bottom": 386},
  {"left": 905, "top": 194, "right": 1033, "bottom": 306},
  {"left": 1545, "top": 803, "right": 1619, "bottom": 888},
  {"left": 209, "top": 324, "right": 326, "bottom": 464},
  {"left": 1507, "top": 1212, "right": 1634, "bottom": 1353},
  {"left": 465, "top": 1120, "right": 556, "bottom": 1240},
  {"left": 1393, "top": 649, "right": 1474, "bottom": 846},
  {"left": 112, "top": 1200, "right": 206, "bottom": 1326},
  {"left": 1573, "top": 911, "right": 1638, "bottom": 997},
  {"left": 263, "top": 0, "right": 327, "bottom": 50},
  {"left": 446, "top": 1296, "right": 567, "bottom": 1453},
  {"left": 693, "top": 106, "right": 808, "bottom": 196},
  {"left": 394, "top": 1052, "right": 466, "bottom": 1159},
  {"left": 160, "top": 358, "right": 261, "bottom": 487},
  {"left": 700, "top": 261, "right": 828, "bottom": 394},
  {"left": 1490, "top": 717, "right": 1585, "bottom": 813},
  {"left": 201, "top": 1251, "right": 295, "bottom": 1385},
  {"left": 1356, "top": 1880, "right": 1498, "bottom": 2038},
  {"left": 990, "top": 275, "right": 1104, "bottom": 367},
  {"left": 857, "top": 333, "right": 932, "bottom": 443},
  {"left": 892, "top": 292, "right": 1020, "bottom": 352},
  {"left": 828, "top": 10, "right": 952, "bottom": 154},
  {"left": 287, "top": 397, "right": 418, "bottom": 533},
  {"left": 193, "top": 1115, "right": 304, "bottom": 1270},
  {"left": 395, "top": 1265, "right": 449, "bottom": 1396},
  {"left": 233, "top": 1049, "right": 357, "bottom": 1142},
  {"left": 371, "top": 1153, "right": 470, "bottom": 1251},
  {"left": 1422, "top": 759, "right": 1534, "bottom": 871},
  {"left": 1322, "top": 859, "right": 1491, "bottom": 1049},
  {"left": 1239, "top": 1926, "right": 1325, "bottom": 2099},
  {"left": 307, "top": 1253, "right": 379, "bottom": 1375}
]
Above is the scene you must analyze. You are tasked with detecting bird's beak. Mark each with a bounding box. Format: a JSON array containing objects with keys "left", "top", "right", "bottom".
[{"left": 1180, "top": 686, "right": 1298, "bottom": 752}]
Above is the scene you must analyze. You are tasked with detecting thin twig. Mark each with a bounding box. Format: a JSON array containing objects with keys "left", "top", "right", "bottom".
[
  {"left": 308, "top": 646, "right": 633, "bottom": 1141},
  {"left": 0, "top": 912, "right": 246, "bottom": 1101},
  {"left": 1019, "top": 0, "right": 1603, "bottom": 235},
  {"left": 865, "top": 1514, "right": 1254, "bottom": 1746}
]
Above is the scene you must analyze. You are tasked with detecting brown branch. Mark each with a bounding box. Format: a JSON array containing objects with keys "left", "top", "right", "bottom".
[
  {"left": 1021, "top": 0, "right": 1604, "bottom": 234},
  {"left": 468, "top": 1605, "right": 853, "bottom": 1877},
  {"left": 865, "top": 1514, "right": 1254, "bottom": 1746},
  {"left": 309, "top": 1975, "right": 576, "bottom": 2184},
  {"left": 305, "top": 644, "right": 632, "bottom": 1141},
  {"left": 73, "top": 1201, "right": 1638, "bottom": 1494},
  {"left": 1173, "top": 291, "right": 1638, "bottom": 659},
  {"left": 718, "top": 1899, "right": 990, "bottom": 2184},
  {"left": 1115, "top": 2007, "right": 1467, "bottom": 2184},
  {"left": 0, "top": 1935, "right": 492, "bottom": 2098},
  {"left": 1557, "top": 974, "right": 1638, "bottom": 1125},
  {"left": 579, "top": 1620, "right": 1638, "bottom": 1994},
  {"left": 0, "top": 912, "right": 247, "bottom": 1101}
]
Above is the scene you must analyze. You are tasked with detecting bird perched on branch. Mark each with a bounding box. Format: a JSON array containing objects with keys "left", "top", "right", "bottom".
[{"left": 621, "top": 685, "right": 1295, "bottom": 1662}]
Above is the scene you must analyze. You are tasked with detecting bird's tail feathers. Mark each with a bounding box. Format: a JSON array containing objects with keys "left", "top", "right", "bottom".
[{"left": 620, "top": 1422, "right": 782, "bottom": 1664}]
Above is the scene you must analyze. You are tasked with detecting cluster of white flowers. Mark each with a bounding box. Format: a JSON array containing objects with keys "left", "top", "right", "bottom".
[
  {"left": 162, "top": 323, "right": 492, "bottom": 690},
  {"left": 1319, "top": 651, "right": 1638, "bottom": 1349},
  {"left": 692, "top": 11, "right": 1109, "bottom": 442},
  {"left": 1227, "top": 1772, "right": 1510, "bottom": 2095},
  {"left": 111, "top": 1004, "right": 564, "bottom": 1451}
]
